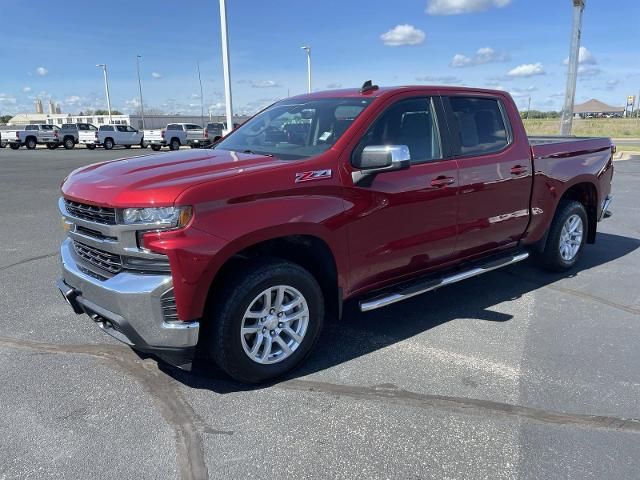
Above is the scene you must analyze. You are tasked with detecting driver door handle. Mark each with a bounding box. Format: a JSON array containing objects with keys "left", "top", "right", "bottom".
[{"left": 430, "top": 176, "right": 455, "bottom": 187}]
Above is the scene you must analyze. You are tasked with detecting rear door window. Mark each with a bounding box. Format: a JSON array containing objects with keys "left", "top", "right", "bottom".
[{"left": 446, "top": 96, "right": 511, "bottom": 156}]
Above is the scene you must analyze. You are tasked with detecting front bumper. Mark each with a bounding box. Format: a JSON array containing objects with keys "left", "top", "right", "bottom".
[{"left": 57, "top": 238, "right": 199, "bottom": 367}]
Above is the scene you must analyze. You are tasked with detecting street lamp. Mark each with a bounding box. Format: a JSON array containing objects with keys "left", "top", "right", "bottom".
[
  {"left": 218, "top": 0, "right": 234, "bottom": 135},
  {"left": 197, "top": 61, "right": 205, "bottom": 128},
  {"left": 560, "top": 0, "right": 586, "bottom": 135},
  {"left": 301, "top": 46, "right": 311, "bottom": 94},
  {"left": 136, "top": 55, "right": 145, "bottom": 130},
  {"left": 96, "top": 63, "right": 113, "bottom": 124}
]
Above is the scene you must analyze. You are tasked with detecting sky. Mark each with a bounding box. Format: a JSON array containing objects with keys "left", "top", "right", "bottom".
[{"left": 1, "top": 0, "right": 639, "bottom": 117}]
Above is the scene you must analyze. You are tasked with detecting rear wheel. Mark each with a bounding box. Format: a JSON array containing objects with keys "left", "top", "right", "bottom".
[
  {"left": 151, "top": 144, "right": 162, "bottom": 151},
  {"left": 9, "top": 144, "right": 20, "bottom": 150},
  {"left": 205, "top": 259, "right": 324, "bottom": 383},
  {"left": 169, "top": 138, "right": 180, "bottom": 151},
  {"left": 103, "top": 138, "right": 114, "bottom": 150},
  {"left": 86, "top": 144, "right": 96, "bottom": 150},
  {"left": 539, "top": 200, "right": 587, "bottom": 272},
  {"left": 63, "top": 137, "right": 75, "bottom": 149},
  {"left": 26, "top": 137, "right": 37, "bottom": 150}
]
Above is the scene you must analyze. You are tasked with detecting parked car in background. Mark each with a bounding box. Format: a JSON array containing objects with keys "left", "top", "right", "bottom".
[
  {"left": 145, "top": 123, "right": 207, "bottom": 151},
  {"left": 57, "top": 84, "right": 614, "bottom": 383},
  {"left": 4, "top": 124, "right": 60, "bottom": 150},
  {"left": 78, "top": 126, "right": 100, "bottom": 150},
  {"left": 59, "top": 123, "right": 98, "bottom": 150},
  {"left": 206, "top": 122, "right": 239, "bottom": 142},
  {"left": 97, "top": 125, "right": 144, "bottom": 150}
]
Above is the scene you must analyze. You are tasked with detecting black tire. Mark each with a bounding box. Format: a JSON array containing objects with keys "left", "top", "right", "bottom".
[
  {"left": 140, "top": 140, "right": 146, "bottom": 148},
  {"left": 25, "top": 137, "right": 37, "bottom": 150},
  {"left": 63, "top": 137, "right": 75, "bottom": 150},
  {"left": 169, "top": 138, "right": 180, "bottom": 151},
  {"left": 206, "top": 259, "right": 324, "bottom": 383},
  {"left": 539, "top": 200, "right": 588, "bottom": 272},
  {"left": 125, "top": 145, "right": 132, "bottom": 149},
  {"left": 46, "top": 143, "right": 57, "bottom": 150},
  {"left": 9, "top": 143, "right": 20, "bottom": 150},
  {"left": 151, "top": 144, "right": 162, "bottom": 151},
  {"left": 0, "top": 142, "right": 6, "bottom": 149},
  {"left": 103, "top": 138, "right": 114, "bottom": 150},
  {"left": 86, "top": 144, "right": 96, "bottom": 150}
]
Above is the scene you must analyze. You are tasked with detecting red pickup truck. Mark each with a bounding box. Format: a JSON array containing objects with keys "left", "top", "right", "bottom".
[{"left": 57, "top": 83, "right": 614, "bottom": 383}]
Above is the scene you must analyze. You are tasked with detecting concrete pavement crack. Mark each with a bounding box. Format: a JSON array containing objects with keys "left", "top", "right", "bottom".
[
  {"left": 0, "top": 337, "right": 209, "bottom": 480},
  {"left": 0, "top": 252, "right": 58, "bottom": 272},
  {"left": 279, "top": 379, "right": 640, "bottom": 433}
]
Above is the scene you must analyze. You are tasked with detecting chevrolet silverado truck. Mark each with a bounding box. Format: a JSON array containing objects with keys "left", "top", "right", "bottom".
[
  {"left": 145, "top": 123, "right": 208, "bottom": 151},
  {"left": 6, "top": 124, "right": 60, "bottom": 150},
  {"left": 57, "top": 83, "right": 614, "bottom": 383}
]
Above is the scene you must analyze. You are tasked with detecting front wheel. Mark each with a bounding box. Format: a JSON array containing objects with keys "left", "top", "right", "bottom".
[
  {"left": 205, "top": 259, "right": 324, "bottom": 383},
  {"left": 103, "top": 138, "right": 114, "bottom": 150},
  {"left": 25, "top": 138, "right": 37, "bottom": 150},
  {"left": 63, "top": 137, "right": 75, "bottom": 149},
  {"left": 539, "top": 200, "right": 588, "bottom": 272},
  {"left": 169, "top": 138, "right": 180, "bottom": 151},
  {"left": 9, "top": 144, "right": 20, "bottom": 150}
]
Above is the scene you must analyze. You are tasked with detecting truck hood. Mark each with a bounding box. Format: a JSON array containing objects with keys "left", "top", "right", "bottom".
[{"left": 62, "top": 149, "right": 288, "bottom": 207}]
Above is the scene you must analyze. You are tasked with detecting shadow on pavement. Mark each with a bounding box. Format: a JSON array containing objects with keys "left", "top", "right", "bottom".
[{"left": 162, "top": 232, "right": 640, "bottom": 393}]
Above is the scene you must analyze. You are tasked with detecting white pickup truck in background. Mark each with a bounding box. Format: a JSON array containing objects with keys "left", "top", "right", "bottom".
[
  {"left": 97, "top": 125, "right": 144, "bottom": 150},
  {"left": 145, "top": 123, "right": 208, "bottom": 151},
  {"left": 4, "top": 124, "right": 60, "bottom": 150}
]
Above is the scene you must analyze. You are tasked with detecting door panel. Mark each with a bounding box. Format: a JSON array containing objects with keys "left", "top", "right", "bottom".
[
  {"left": 443, "top": 95, "right": 532, "bottom": 258},
  {"left": 344, "top": 96, "right": 459, "bottom": 294}
]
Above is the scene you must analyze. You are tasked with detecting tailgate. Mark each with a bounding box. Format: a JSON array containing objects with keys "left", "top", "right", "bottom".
[
  {"left": 145, "top": 129, "right": 164, "bottom": 141},
  {"left": 79, "top": 131, "right": 97, "bottom": 141}
]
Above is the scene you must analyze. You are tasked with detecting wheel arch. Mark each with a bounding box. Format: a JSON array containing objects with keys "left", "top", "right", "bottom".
[{"left": 558, "top": 181, "right": 598, "bottom": 243}]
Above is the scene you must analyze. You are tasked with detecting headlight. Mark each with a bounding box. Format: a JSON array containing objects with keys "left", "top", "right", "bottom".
[{"left": 122, "top": 206, "right": 193, "bottom": 228}]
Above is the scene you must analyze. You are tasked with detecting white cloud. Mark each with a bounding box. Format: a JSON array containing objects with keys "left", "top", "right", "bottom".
[
  {"left": 36, "top": 67, "right": 48, "bottom": 76},
  {"left": 416, "top": 75, "right": 463, "bottom": 85},
  {"left": 578, "top": 65, "right": 601, "bottom": 77},
  {"left": 380, "top": 24, "right": 426, "bottom": 47},
  {"left": 605, "top": 79, "right": 620, "bottom": 90},
  {"left": 250, "top": 80, "right": 280, "bottom": 88},
  {"left": 0, "top": 93, "right": 17, "bottom": 104},
  {"left": 151, "top": 72, "right": 162, "bottom": 79},
  {"left": 564, "top": 46, "right": 596, "bottom": 66},
  {"left": 64, "top": 95, "right": 82, "bottom": 106},
  {"left": 451, "top": 47, "right": 509, "bottom": 67},
  {"left": 451, "top": 54, "right": 473, "bottom": 67},
  {"left": 23, "top": 86, "right": 32, "bottom": 93},
  {"left": 509, "top": 86, "right": 538, "bottom": 98},
  {"left": 507, "top": 63, "right": 545, "bottom": 78},
  {"left": 427, "top": 0, "right": 511, "bottom": 15},
  {"left": 326, "top": 83, "right": 343, "bottom": 89}
]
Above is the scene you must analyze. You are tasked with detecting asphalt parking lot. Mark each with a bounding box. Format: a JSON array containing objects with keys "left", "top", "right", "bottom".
[{"left": 1, "top": 146, "right": 639, "bottom": 479}]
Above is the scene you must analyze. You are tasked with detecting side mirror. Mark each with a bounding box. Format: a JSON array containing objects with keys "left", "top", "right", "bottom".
[{"left": 353, "top": 145, "right": 411, "bottom": 174}]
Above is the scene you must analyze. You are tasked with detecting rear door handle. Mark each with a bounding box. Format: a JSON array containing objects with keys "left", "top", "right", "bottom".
[
  {"left": 430, "top": 176, "right": 455, "bottom": 187},
  {"left": 510, "top": 165, "right": 528, "bottom": 175}
]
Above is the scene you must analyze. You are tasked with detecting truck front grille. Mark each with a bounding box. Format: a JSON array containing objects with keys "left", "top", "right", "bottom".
[
  {"left": 73, "top": 241, "right": 122, "bottom": 275},
  {"left": 64, "top": 199, "right": 117, "bottom": 225}
]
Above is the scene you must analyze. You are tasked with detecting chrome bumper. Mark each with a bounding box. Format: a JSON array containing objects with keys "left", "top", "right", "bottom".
[{"left": 58, "top": 238, "right": 199, "bottom": 350}]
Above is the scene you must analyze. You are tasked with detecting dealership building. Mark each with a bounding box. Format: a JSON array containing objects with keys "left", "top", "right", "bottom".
[{"left": 7, "top": 112, "right": 249, "bottom": 129}]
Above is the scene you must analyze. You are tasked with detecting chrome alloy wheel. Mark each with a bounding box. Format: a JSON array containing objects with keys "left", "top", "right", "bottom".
[
  {"left": 240, "top": 285, "right": 309, "bottom": 364},
  {"left": 559, "top": 214, "right": 583, "bottom": 261}
]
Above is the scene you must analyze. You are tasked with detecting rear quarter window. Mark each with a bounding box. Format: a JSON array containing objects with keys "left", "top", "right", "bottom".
[{"left": 448, "top": 96, "right": 511, "bottom": 156}]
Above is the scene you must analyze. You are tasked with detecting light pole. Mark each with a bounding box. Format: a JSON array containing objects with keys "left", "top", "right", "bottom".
[
  {"left": 197, "top": 61, "right": 205, "bottom": 127},
  {"left": 96, "top": 63, "right": 113, "bottom": 124},
  {"left": 218, "top": 0, "right": 234, "bottom": 134},
  {"left": 136, "top": 55, "right": 145, "bottom": 129},
  {"left": 560, "top": 0, "right": 586, "bottom": 135},
  {"left": 301, "top": 46, "right": 311, "bottom": 93}
]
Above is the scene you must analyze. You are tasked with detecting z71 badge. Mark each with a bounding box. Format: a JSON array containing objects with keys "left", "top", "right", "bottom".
[{"left": 295, "top": 169, "right": 332, "bottom": 183}]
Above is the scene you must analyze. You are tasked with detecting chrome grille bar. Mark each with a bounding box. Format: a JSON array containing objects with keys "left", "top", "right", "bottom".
[
  {"left": 64, "top": 199, "right": 117, "bottom": 225},
  {"left": 73, "top": 241, "right": 122, "bottom": 275}
]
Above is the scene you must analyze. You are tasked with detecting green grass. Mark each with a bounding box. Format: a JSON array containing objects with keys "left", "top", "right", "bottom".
[{"left": 523, "top": 118, "right": 640, "bottom": 138}]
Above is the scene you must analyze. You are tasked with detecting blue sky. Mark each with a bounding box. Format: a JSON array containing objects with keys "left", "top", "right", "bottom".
[{"left": 1, "top": 0, "right": 638, "bottom": 116}]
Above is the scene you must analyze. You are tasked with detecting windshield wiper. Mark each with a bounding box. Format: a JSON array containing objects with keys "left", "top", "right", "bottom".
[{"left": 243, "top": 149, "right": 274, "bottom": 157}]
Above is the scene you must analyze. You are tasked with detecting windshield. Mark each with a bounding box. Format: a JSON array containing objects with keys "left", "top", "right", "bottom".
[{"left": 214, "top": 97, "right": 373, "bottom": 160}]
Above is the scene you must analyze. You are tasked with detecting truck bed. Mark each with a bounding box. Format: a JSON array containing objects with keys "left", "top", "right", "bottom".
[{"left": 528, "top": 135, "right": 610, "bottom": 146}]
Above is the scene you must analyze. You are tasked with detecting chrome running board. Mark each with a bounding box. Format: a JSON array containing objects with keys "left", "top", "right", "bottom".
[{"left": 359, "top": 252, "right": 530, "bottom": 312}]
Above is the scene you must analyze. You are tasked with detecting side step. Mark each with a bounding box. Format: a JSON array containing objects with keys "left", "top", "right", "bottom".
[{"left": 359, "top": 251, "right": 529, "bottom": 312}]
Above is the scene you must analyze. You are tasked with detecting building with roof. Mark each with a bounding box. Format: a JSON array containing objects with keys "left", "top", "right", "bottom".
[
  {"left": 7, "top": 112, "right": 249, "bottom": 129},
  {"left": 573, "top": 99, "right": 624, "bottom": 117}
]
